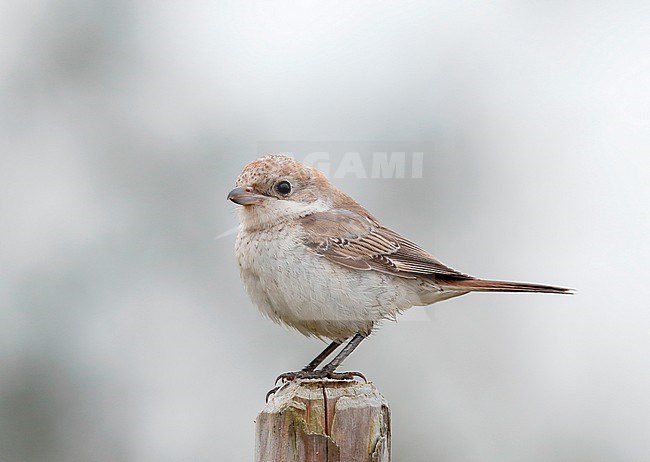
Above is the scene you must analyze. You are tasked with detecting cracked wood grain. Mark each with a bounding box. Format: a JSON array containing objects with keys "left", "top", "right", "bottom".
[{"left": 255, "top": 379, "right": 390, "bottom": 462}]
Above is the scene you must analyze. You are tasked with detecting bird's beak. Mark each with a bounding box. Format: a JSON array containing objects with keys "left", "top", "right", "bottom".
[{"left": 227, "top": 186, "right": 267, "bottom": 206}]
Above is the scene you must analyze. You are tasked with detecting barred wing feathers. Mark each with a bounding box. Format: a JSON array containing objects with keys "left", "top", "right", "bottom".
[{"left": 299, "top": 209, "right": 472, "bottom": 280}]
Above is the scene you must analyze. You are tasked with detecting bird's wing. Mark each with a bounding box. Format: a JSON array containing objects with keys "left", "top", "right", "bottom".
[{"left": 299, "top": 209, "right": 473, "bottom": 280}]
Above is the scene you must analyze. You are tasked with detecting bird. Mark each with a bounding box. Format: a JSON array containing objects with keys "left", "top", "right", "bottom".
[{"left": 227, "top": 154, "right": 572, "bottom": 384}]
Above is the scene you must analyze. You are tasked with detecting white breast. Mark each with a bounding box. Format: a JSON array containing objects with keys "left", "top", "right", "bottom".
[{"left": 234, "top": 222, "right": 421, "bottom": 341}]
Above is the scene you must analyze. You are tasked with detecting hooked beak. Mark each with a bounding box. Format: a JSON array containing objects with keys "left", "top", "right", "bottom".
[{"left": 227, "top": 186, "right": 267, "bottom": 206}]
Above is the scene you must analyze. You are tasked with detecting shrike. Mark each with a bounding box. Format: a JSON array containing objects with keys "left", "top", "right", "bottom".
[{"left": 228, "top": 155, "right": 571, "bottom": 383}]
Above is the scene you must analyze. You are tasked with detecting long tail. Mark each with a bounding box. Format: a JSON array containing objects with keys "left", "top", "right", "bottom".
[{"left": 444, "top": 278, "right": 573, "bottom": 295}]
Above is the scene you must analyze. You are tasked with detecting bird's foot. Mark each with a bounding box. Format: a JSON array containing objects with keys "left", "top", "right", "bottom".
[
  {"left": 275, "top": 369, "right": 366, "bottom": 385},
  {"left": 265, "top": 369, "right": 367, "bottom": 402}
]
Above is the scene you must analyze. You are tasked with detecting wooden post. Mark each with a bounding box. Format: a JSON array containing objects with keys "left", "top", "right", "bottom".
[{"left": 255, "top": 379, "right": 391, "bottom": 462}]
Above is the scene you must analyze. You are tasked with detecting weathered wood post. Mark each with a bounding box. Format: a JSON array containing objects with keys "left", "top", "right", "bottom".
[{"left": 255, "top": 379, "right": 390, "bottom": 462}]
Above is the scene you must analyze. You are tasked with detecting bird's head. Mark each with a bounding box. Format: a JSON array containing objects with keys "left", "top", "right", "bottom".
[{"left": 228, "top": 155, "right": 342, "bottom": 229}]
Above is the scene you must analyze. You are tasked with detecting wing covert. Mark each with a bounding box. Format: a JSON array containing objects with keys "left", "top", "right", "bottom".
[{"left": 300, "top": 210, "right": 472, "bottom": 280}]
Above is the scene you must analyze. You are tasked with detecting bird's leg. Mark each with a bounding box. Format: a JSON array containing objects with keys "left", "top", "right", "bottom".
[
  {"left": 302, "top": 340, "right": 341, "bottom": 372},
  {"left": 274, "top": 340, "right": 342, "bottom": 384},
  {"left": 267, "top": 340, "right": 343, "bottom": 401},
  {"left": 278, "top": 333, "right": 368, "bottom": 383},
  {"left": 319, "top": 332, "right": 366, "bottom": 379},
  {"left": 268, "top": 335, "right": 367, "bottom": 401},
  {"left": 275, "top": 340, "right": 341, "bottom": 383}
]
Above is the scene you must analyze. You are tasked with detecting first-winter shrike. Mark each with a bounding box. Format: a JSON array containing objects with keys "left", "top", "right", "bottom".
[{"left": 228, "top": 155, "right": 571, "bottom": 382}]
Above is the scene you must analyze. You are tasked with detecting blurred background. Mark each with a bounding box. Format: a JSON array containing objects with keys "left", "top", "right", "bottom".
[{"left": 1, "top": 1, "right": 649, "bottom": 461}]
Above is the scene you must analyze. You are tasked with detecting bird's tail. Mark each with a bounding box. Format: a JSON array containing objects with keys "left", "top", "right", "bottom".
[{"left": 444, "top": 278, "right": 574, "bottom": 295}]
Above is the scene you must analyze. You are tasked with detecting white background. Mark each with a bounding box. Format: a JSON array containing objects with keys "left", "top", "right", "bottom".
[{"left": 1, "top": 1, "right": 649, "bottom": 461}]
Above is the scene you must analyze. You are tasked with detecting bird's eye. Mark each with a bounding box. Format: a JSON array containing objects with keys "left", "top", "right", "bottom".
[{"left": 275, "top": 180, "right": 292, "bottom": 195}]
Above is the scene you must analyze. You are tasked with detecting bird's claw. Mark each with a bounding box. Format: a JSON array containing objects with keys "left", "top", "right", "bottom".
[
  {"left": 265, "top": 386, "right": 281, "bottom": 403},
  {"left": 343, "top": 371, "right": 368, "bottom": 382}
]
